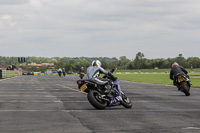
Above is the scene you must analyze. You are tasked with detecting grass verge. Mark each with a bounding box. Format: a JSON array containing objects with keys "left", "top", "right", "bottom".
[{"left": 114, "top": 73, "right": 200, "bottom": 88}]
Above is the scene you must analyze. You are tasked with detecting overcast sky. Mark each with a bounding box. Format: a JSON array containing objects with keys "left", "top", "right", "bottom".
[{"left": 0, "top": 0, "right": 200, "bottom": 59}]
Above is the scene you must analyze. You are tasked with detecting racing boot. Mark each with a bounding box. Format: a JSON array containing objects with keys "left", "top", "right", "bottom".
[
  {"left": 109, "top": 96, "right": 122, "bottom": 106},
  {"left": 174, "top": 82, "right": 181, "bottom": 91}
]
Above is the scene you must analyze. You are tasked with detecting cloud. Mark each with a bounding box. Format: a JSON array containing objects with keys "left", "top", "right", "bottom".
[
  {"left": 0, "top": 0, "right": 200, "bottom": 59},
  {"left": 29, "top": 0, "right": 42, "bottom": 8},
  {"left": 0, "top": 0, "right": 28, "bottom": 5},
  {"left": 2, "top": 15, "right": 11, "bottom": 20}
]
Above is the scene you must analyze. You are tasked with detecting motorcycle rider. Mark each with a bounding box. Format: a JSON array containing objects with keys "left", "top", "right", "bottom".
[
  {"left": 62, "top": 68, "right": 66, "bottom": 77},
  {"left": 86, "top": 60, "right": 122, "bottom": 106},
  {"left": 80, "top": 67, "right": 85, "bottom": 73},
  {"left": 58, "top": 68, "right": 62, "bottom": 77},
  {"left": 170, "top": 62, "right": 189, "bottom": 90},
  {"left": 79, "top": 67, "right": 85, "bottom": 79}
]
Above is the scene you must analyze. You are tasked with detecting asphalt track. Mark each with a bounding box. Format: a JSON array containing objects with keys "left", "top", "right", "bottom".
[{"left": 0, "top": 75, "right": 200, "bottom": 133}]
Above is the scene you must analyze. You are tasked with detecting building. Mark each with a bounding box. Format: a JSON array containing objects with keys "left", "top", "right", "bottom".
[
  {"left": 28, "top": 62, "right": 42, "bottom": 66},
  {"left": 28, "top": 62, "right": 54, "bottom": 67},
  {"left": 42, "top": 63, "right": 54, "bottom": 66}
]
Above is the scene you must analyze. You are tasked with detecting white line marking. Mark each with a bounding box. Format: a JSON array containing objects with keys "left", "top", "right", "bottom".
[
  {"left": 0, "top": 76, "right": 18, "bottom": 81},
  {"left": 0, "top": 101, "right": 88, "bottom": 103},
  {"left": 0, "top": 101, "right": 62, "bottom": 103},
  {"left": 0, "top": 95, "right": 56, "bottom": 97},
  {"left": 0, "top": 92, "right": 47, "bottom": 94},
  {"left": 0, "top": 109, "right": 200, "bottom": 112},
  {"left": 134, "top": 100, "right": 200, "bottom": 103},
  {"left": 182, "top": 127, "right": 200, "bottom": 130},
  {"left": 44, "top": 96, "right": 57, "bottom": 97},
  {"left": 0, "top": 89, "right": 45, "bottom": 91},
  {"left": 0, "top": 110, "right": 84, "bottom": 112}
]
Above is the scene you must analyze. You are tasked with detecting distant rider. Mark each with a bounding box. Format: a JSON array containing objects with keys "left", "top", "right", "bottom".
[
  {"left": 79, "top": 67, "right": 85, "bottom": 79},
  {"left": 62, "top": 68, "right": 66, "bottom": 77},
  {"left": 58, "top": 68, "right": 62, "bottom": 77},
  {"left": 170, "top": 62, "right": 189, "bottom": 90},
  {"left": 86, "top": 60, "right": 122, "bottom": 106}
]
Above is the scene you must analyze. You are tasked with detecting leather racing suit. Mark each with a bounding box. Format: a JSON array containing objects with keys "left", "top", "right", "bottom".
[{"left": 170, "top": 65, "right": 189, "bottom": 88}]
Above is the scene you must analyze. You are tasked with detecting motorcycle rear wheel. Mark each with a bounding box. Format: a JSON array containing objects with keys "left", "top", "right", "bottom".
[
  {"left": 121, "top": 93, "right": 132, "bottom": 108},
  {"left": 87, "top": 90, "right": 108, "bottom": 110},
  {"left": 181, "top": 83, "right": 190, "bottom": 96}
]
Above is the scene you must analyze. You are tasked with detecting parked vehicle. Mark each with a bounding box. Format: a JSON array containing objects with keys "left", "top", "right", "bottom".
[
  {"left": 23, "top": 71, "right": 34, "bottom": 75},
  {"left": 77, "top": 69, "right": 132, "bottom": 109}
]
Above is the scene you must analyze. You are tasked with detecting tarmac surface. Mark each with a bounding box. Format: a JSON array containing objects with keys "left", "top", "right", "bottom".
[{"left": 0, "top": 75, "right": 200, "bottom": 133}]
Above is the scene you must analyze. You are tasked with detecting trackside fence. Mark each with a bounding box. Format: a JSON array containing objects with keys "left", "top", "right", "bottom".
[{"left": 1, "top": 70, "right": 22, "bottom": 79}]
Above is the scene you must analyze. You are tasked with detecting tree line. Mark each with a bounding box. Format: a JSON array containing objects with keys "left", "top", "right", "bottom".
[{"left": 0, "top": 52, "right": 200, "bottom": 73}]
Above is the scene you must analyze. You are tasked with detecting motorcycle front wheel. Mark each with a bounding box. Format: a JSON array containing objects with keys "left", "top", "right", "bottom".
[
  {"left": 121, "top": 93, "right": 132, "bottom": 108},
  {"left": 87, "top": 90, "right": 108, "bottom": 110}
]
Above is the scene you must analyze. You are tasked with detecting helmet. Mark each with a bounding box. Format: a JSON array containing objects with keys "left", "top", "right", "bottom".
[
  {"left": 92, "top": 60, "right": 101, "bottom": 67},
  {"left": 80, "top": 67, "right": 84, "bottom": 71},
  {"left": 172, "top": 62, "right": 179, "bottom": 67}
]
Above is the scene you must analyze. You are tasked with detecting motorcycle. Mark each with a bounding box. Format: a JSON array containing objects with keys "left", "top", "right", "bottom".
[
  {"left": 175, "top": 74, "right": 191, "bottom": 96},
  {"left": 58, "top": 71, "right": 62, "bottom": 77},
  {"left": 77, "top": 69, "right": 132, "bottom": 110},
  {"left": 79, "top": 72, "right": 84, "bottom": 79}
]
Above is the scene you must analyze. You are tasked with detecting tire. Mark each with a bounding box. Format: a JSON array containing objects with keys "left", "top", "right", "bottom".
[
  {"left": 87, "top": 90, "right": 107, "bottom": 110},
  {"left": 121, "top": 93, "right": 132, "bottom": 108},
  {"left": 181, "top": 83, "right": 190, "bottom": 96}
]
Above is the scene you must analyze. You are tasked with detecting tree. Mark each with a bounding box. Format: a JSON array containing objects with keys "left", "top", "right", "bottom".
[
  {"left": 50, "top": 59, "right": 57, "bottom": 64},
  {"left": 134, "top": 52, "right": 145, "bottom": 69},
  {"left": 55, "top": 61, "right": 64, "bottom": 69},
  {"left": 135, "top": 52, "right": 144, "bottom": 60},
  {"left": 101, "top": 60, "right": 108, "bottom": 69},
  {"left": 172, "top": 54, "right": 187, "bottom": 67},
  {"left": 187, "top": 57, "right": 200, "bottom": 68},
  {"left": 118, "top": 56, "right": 130, "bottom": 69}
]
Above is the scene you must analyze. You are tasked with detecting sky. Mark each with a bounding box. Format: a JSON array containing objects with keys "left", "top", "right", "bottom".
[{"left": 0, "top": 0, "right": 200, "bottom": 60}]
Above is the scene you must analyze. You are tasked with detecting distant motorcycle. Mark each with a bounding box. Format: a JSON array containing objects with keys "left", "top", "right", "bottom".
[
  {"left": 175, "top": 74, "right": 191, "bottom": 96},
  {"left": 79, "top": 72, "right": 84, "bottom": 79},
  {"left": 58, "top": 71, "right": 62, "bottom": 77},
  {"left": 77, "top": 69, "right": 132, "bottom": 110},
  {"left": 63, "top": 72, "right": 66, "bottom": 77}
]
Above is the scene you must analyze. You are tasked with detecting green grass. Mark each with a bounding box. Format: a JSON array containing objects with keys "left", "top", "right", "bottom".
[
  {"left": 71, "top": 69, "right": 200, "bottom": 88},
  {"left": 116, "top": 69, "right": 170, "bottom": 73},
  {"left": 115, "top": 68, "right": 200, "bottom": 73},
  {"left": 115, "top": 74, "right": 172, "bottom": 85},
  {"left": 114, "top": 73, "right": 200, "bottom": 88}
]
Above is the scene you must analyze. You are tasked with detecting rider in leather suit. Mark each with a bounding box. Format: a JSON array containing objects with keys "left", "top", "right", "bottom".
[
  {"left": 170, "top": 62, "right": 189, "bottom": 90},
  {"left": 86, "top": 60, "right": 122, "bottom": 106}
]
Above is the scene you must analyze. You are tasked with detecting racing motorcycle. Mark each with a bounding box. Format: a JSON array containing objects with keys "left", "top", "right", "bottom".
[
  {"left": 77, "top": 69, "right": 132, "bottom": 110},
  {"left": 79, "top": 72, "right": 84, "bottom": 79},
  {"left": 175, "top": 74, "right": 191, "bottom": 96}
]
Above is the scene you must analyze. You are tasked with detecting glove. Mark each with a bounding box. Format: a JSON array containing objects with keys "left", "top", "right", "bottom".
[{"left": 108, "top": 72, "right": 117, "bottom": 81}]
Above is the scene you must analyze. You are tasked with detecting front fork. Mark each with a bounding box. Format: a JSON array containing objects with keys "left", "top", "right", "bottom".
[{"left": 113, "top": 79, "right": 123, "bottom": 96}]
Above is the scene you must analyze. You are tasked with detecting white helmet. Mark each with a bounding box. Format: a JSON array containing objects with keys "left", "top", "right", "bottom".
[{"left": 92, "top": 60, "right": 101, "bottom": 67}]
